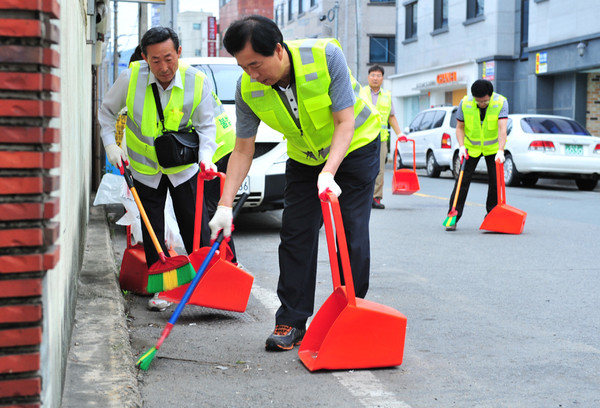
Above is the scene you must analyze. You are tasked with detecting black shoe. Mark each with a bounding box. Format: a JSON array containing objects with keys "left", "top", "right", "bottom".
[
  {"left": 372, "top": 198, "right": 385, "bottom": 209},
  {"left": 265, "top": 325, "right": 306, "bottom": 351}
]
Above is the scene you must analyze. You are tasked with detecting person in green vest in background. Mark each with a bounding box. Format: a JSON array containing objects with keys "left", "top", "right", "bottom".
[
  {"left": 446, "top": 79, "right": 508, "bottom": 231},
  {"left": 360, "top": 65, "right": 403, "bottom": 209},
  {"left": 209, "top": 15, "right": 381, "bottom": 351}
]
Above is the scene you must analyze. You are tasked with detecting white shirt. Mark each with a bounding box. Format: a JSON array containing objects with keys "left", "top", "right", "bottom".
[{"left": 98, "top": 66, "right": 217, "bottom": 188}]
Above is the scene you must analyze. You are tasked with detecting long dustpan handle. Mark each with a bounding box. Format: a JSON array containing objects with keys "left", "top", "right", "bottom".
[
  {"left": 193, "top": 170, "right": 226, "bottom": 252},
  {"left": 496, "top": 161, "right": 506, "bottom": 205},
  {"left": 121, "top": 163, "right": 167, "bottom": 263},
  {"left": 320, "top": 192, "right": 356, "bottom": 307},
  {"left": 167, "top": 193, "right": 248, "bottom": 326}
]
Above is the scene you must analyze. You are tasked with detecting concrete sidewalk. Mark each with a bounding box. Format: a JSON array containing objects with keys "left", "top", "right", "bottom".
[{"left": 62, "top": 204, "right": 141, "bottom": 407}]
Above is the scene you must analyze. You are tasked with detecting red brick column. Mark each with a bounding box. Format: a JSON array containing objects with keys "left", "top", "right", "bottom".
[{"left": 0, "top": 0, "right": 60, "bottom": 406}]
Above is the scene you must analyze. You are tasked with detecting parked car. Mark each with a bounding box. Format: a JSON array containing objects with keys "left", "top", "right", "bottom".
[
  {"left": 396, "top": 106, "right": 457, "bottom": 177},
  {"left": 449, "top": 114, "right": 600, "bottom": 190},
  {"left": 182, "top": 57, "right": 287, "bottom": 211}
]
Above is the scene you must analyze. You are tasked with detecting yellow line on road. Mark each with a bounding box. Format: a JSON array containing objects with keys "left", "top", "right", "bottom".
[{"left": 412, "top": 192, "right": 485, "bottom": 207}]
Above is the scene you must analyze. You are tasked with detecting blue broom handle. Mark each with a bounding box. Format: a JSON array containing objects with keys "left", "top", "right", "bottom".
[{"left": 167, "top": 193, "right": 248, "bottom": 325}]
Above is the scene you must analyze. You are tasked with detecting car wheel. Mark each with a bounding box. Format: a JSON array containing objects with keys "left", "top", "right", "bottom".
[
  {"left": 425, "top": 152, "right": 441, "bottom": 178},
  {"left": 521, "top": 175, "right": 538, "bottom": 187},
  {"left": 575, "top": 178, "right": 598, "bottom": 191},
  {"left": 396, "top": 148, "right": 404, "bottom": 169},
  {"left": 452, "top": 153, "right": 461, "bottom": 180},
  {"left": 503, "top": 153, "right": 520, "bottom": 186}
]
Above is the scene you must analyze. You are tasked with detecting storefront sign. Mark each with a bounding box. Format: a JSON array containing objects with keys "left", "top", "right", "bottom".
[
  {"left": 208, "top": 16, "right": 217, "bottom": 41},
  {"left": 482, "top": 61, "right": 495, "bottom": 80},
  {"left": 436, "top": 71, "right": 457, "bottom": 84},
  {"left": 415, "top": 80, "right": 436, "bottom": 89},
  {"left": 536, "top": 52, "right": 548, "bottom": 74}
]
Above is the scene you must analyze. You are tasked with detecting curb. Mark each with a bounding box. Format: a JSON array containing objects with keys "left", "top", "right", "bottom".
[{"left": 62, "top": 205, "right": 142, "bottom": 407}]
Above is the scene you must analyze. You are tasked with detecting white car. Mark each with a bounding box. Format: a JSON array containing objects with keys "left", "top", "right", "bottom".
[
  {"left": 182, "top": 57, "right": 287, "bottom": 211},
  {"left": 397, "top": 106, "right": 458, "bottom": 177},
  {"left": 449, "top": 114, "right": 600, "bottom": 190}
]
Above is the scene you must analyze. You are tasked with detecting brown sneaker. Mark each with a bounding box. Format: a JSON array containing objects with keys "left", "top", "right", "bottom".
[{"left": 265, "top": 325, "right": 306, "bottom": 351}]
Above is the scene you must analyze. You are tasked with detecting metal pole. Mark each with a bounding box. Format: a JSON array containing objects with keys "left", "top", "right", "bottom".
[
  {"left": 139, "top": 3, "right": 148, "bottom": 40},
  {"left": 334, "top": 1, "right": 339, "bottom": 40},
  {"left": 113, "top": 0, "right": 118, "bottom": 83},
  {"left": 355, "top": 0, "right": 361, "bottom": 81}
]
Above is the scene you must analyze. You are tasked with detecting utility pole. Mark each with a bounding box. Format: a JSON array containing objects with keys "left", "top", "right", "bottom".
[{"left": 113, "top": 0, "right": 118, "bottom": 83}]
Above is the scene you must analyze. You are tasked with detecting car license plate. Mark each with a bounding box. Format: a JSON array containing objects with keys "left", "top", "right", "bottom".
[
  {"left": 565, "top": 144, "right": 583, "bottom": 155},
  {"left": 238, "top": 177, "right": 250, "bottom": 195}
]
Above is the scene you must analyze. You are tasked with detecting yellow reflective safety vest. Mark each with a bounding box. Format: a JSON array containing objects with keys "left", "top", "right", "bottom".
[
  {"left": 461, "top": 92, "right": 506, "bottom": 157},
  {"left": 210, "top": 90, "right": 235, "bottom": 163},
  {"left": 240, "top": 38, "right": 380, "bottom": 165},
  {"left": 359, "top": 86, "right": 392, "bottom": 142},
  {"left": 125, "top": 61, "right": 206, "bottom": 175}
]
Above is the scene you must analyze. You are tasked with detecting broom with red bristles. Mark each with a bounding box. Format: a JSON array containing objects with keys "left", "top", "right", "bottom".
[
  {"left": 136, "top": 193, "right": 248, "bottom": 370},
  {"left": 121, "top": 164, "right": 196, "bottom": 293}
]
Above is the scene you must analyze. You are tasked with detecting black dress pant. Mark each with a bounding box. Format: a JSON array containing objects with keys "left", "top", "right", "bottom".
[
  {"left": 448, "top": 153, "right": 498, "bottom": 222},
  {"left": 134, "top": 172, "right": 210, "bottom": 268},
  {"left": 276, "top": 138, "right": 380, "bottom": 329}
]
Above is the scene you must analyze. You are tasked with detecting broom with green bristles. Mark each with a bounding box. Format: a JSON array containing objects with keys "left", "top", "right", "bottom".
[
  {"left": 443, "top": 155, "right": 467, "bottom": 229},
  {"left": 121, "top": 164, "right": 196, "bottom": 293},
  {"left": 136, "top": 193, "right": 248, "bottom": 370}
]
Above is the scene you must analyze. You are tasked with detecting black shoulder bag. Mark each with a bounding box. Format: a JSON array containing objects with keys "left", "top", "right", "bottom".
[{"left": 151, "top": 83, "right": 199, "bottom": 168}]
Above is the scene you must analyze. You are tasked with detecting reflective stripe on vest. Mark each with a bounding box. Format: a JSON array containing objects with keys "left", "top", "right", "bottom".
[
  {"left": 240, "top": 38, "right": 380, "bottom": 165},
  {"left": 125, "top": 61, "right": 205, "bottom": 174},
  {"left": 462, "top": 92, "right": 505, "bottom": 157},
  {"left": 359, "top": 86, "right": 392, "bottom": 141}
]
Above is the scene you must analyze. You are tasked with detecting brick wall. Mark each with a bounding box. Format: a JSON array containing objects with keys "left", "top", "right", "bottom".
[
  {"left": 218, "top": 0, "right": 274, "bottom": 57},
  {"left": 0, "top": 0, "right": 61, "bottom": 406},
  {"left": 586, "top": 73, "right": 600, "bottom": 136}
]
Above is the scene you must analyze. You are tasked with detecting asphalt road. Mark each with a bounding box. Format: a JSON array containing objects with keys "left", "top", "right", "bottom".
[{"left": 111, "top": 166, "right": 600, "bottom": 408}]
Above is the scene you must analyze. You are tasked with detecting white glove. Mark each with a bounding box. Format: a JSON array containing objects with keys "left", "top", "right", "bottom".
[
  {"left": 200, "top": 160, "right": 218, "bottom": 180},
  {"left": 458, "top": 145, "right": 468, "bottom": 161},
  {"left": 317, "top": 172, "right": 342, "bottom": 198},
  {"left": 209, "top": 205, "right": 233, "bottom": 241},
  {"left": 105, "top": 143, "right": 128, "bottom": 169},
  {"left": 495, "top": 150, "right": 505, "bottom": 163}
]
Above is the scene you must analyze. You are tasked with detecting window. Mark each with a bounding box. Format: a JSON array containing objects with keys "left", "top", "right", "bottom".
[
  {"left": 409, "top": 112, "right": 425, "bottom": 132},
  {"left": 193, "top": 23, "right": 201, "bottom": 30},
  {"left": 418, "top": 111, "right": 436, "bottom": 131},
  {"left": 434, "top": 0, "right": 448, "bottom": 30},
  {"left": 310, "top": 0, "right": 317, "bottom": 7},
  {"left": 370, "top": 0, "right": 395, "bottom": 2},
  {"left": 195, "top": 49, "right": 201, "bottom": 56},
  {"left": 298, "top": 0, "right": 303, "bottom": 14},
  {"left": 467, "top": 0, "right": 484, "bottom": 19},
  {"left": 432, "top": 110, "right": 446, "bottom": 128},
  {"left": 405, "top": 2, "right": 417, "bottom": 40},
  {"left": 288, "top": 0, "right": 293, "bottom": 21},
  {"left": 520, "top": 0, "right": 529, "bottom": 59},
  {"left": 370, "top": 36, "right": 396, "bottom": 63}
]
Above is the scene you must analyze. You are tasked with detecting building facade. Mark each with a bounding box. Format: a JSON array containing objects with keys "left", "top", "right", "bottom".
[
  {"left": 178, "top": 11, "right": 214, "bottom": 58},
  {"left": 219, "top": 0, "right": 274, "bottom": 57},
  {"left": 272, "top": 0, "right": 398, "bottom": 86},
  {"left": 392, "top": 0, "right": 600, "bottom": 134}
]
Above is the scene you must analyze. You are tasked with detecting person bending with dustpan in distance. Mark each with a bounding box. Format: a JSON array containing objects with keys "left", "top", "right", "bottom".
[
  {"left": 209, "top": 15, "right": 381, "bottom": 351},
  {"left": 446, "top": 79, "right": 508, "bottom": 231}
]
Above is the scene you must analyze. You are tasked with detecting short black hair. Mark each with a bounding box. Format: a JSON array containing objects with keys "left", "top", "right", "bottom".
[
  {"left": 368, "top": 65, "right": 385, "bottom": 75},
  {"left": 471, "top": 79, "right": 494, "bottom": 97},
  {"left": 140, "top": 27, "right": 179, "bottom": 56},
  {"left": 129, "top": 45, "right": 143, "bottom": 65},
  {"left": 223, "top": 15, "right": 283, "bottom": 57}
]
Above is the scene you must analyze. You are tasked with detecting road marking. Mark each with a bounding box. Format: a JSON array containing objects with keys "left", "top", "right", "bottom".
[
  {"left": 333, "top": 371, "right": 412, "bottom": 408},
  {"left": 253, "top": 283, "right": 411, "bottom": 408},
  {"left": 414, "top": 192, "right": 484, "bottom": 207}
]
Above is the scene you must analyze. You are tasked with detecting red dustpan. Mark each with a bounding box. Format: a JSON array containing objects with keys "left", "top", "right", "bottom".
[
  {"left": 119, "top": 225, "right": 178, "bottom": 295},
  {"left": 298, "top": 192, "right": 407, "bottom": 371},
  {"left": 159, "top": 170, "right": 254, "bottom": 312},
  {"left": 392, "top": 136, "right": 420, "bottom": 195},
  {"left": 480, "top": 161, "right": 527, "bottom": 234}
]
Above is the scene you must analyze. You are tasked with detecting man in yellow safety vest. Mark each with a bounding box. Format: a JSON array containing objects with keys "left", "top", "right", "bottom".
[
  {"left": 446, "top": 79, "right": 508, "bottom": 231},
  {"left": 209, "top": 15, "right": 381, "bottom": 351},
  {"left": 360, "top": 65, "right": 403, "bottom": 209}
]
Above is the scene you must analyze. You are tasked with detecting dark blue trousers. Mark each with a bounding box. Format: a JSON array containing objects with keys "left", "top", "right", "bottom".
[{"left": 276, "top": 138, "right": 380, "bottom": 329}]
